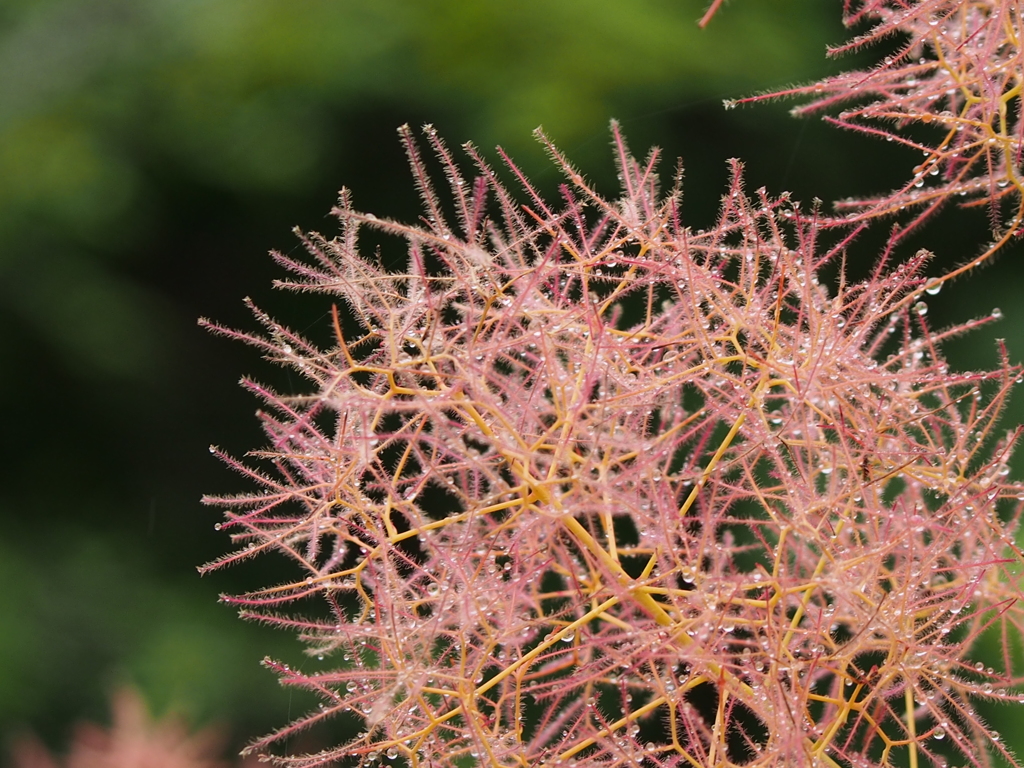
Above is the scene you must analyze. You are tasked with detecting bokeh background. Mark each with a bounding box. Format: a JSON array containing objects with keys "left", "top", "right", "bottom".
[{"left": 3, "top": 0, "right": 1024, "bottom": 761}]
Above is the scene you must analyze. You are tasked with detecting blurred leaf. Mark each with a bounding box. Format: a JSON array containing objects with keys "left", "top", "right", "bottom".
[{"left": 1, "top": 249, "right": 164, "bottom": 379}]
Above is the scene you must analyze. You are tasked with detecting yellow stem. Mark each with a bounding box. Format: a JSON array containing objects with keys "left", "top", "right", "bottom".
[{"left": 905, "top": 684, "right": 919, "bottom": 768}]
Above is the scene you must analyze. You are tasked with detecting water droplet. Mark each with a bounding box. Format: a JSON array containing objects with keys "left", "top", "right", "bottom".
[
  {"left": 914, "top": 301, "right": 929, "bottom": 316},
  {"left": 925, "top": 279, "right": 942, "bottom": 295}
]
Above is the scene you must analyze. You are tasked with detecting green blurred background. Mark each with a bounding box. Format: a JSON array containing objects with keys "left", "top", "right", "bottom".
[{"left": 3, "top": 0, "right": 1023, "bottom": 761}]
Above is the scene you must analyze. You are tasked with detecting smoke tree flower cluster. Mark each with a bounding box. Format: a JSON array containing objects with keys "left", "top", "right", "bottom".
[
  {"left": 737, "top": 0, "right": 1024, "bottom": 262},
  {"left": 10, "top": 689, "right": 227, "bottom": 768},
  {"left": 203, "top": 2, "right": 1024, "bottom": 767}
]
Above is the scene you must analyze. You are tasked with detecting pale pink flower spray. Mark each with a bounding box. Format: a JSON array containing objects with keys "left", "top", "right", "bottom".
[{"left": 204, "top": 3, "right": 1024, "bottom": 766}]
